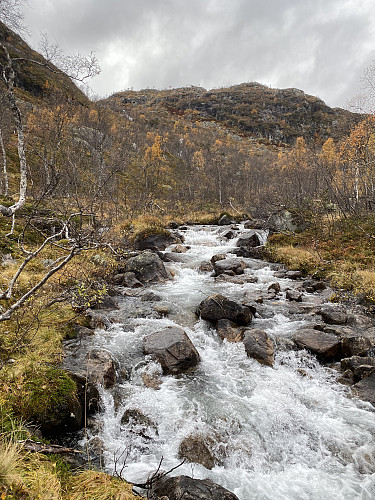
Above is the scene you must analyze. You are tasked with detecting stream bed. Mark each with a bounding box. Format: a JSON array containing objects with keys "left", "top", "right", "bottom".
[{"left": 65, "top": 225, "right": 375, "bottom": 499}]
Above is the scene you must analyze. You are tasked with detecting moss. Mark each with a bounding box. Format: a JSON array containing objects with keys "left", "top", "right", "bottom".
[{"left": 9, "top": 366, "right": 77, "bottom": 426}]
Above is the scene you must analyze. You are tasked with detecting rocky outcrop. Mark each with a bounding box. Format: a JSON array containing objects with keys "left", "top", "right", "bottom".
[
  {"left": 143, "top": 326, "right": 200, "bottom": 375},
  {"left": 242, "top": 328, "right": 275, "bottom": 366},
  {"left": 341, "top": 336, "right": 372, "bottom": 357},
  {"left": 112, "top": 271, "right": 143, "bottom": 288},
  {"left": 218, "top": 214, "right": 237, "bottom": 225},
  {"left": 213, "top": 258, "right": 246, "bottom": 276},
  {"left": 293, "top": 328, "right": 341, "bottom": 360},
  {"left": 178, "top": 434, "right": 216, "bottom": 469},
  {"left": 122, "top": 250, "right": 172, "bottom": 283},
  {"left": 198, "top": 294, "right": 252, "bottom": 326},
  {"left": 153, "top": 475, "right": 239, "bottom": 500}
]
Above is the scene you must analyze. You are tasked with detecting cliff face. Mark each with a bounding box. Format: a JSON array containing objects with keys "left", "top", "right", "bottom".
[
  {"left": 0, "top": 21, "right": 88, "bottom": 104},
  {"left": 109, "top": 83, "right": 360, "bottom": 145}
]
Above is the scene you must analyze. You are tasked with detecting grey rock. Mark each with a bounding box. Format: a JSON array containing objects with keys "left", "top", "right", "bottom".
[
  {"left": 213, "top": 258, "right": 246, "bottom": 276},
  {"left": 143, "top": 326, "right": 200, "bottom": 375},
  {"left": 318, "top": 305, "right": 348, "bottom": 325},
  {"left": 218, "top": 215, "right": 237, "bottom": 225},
  {"left": 341, "top": 336, "right": 372, "bottom": 357},
  {"left": 134, "top": 231, "right": 177, "bottom": 251},
  {"left": 236, "top": 232, "right": 261, "bottom": 248},
  {"left": 178, "top": 434, "right": 216, "bottom": 470},
  {"left": 286, "top": 289, "right": 303, "bottom": 302},
  {"left": 353, "top": 365, "right": 375, "bottom": 383},
  {"left": 124, "top": 250, "right": 172, "bottom": 283},
  {"left": 293, "top": 328, "right": 341, "bottom": 360},
  {"left": 341, "top": 356, "right": 375, "bottom": 372},
  {"left": 121, "top": 408, "right": 158, "bottom": 439},
  {"left": 242, "top": 328, "right": 275, "bottom": 366},
  {"left": 198, "top": 294, "right": 253, "bottom": 326},
  {"left": 113, "top": 272, "right": 143, "bottom": 288},
  {"left": 153, "top": 475, "right": 239, "bottom": 500},
  {"left": 268, "top": 282, "right": 281, "bottom": 294},
  {"left": 285, "top": 270, "right": 303, "bottom": 279},
  {"left": 198, "top": 261, "right": 214, "bottom": 273}
]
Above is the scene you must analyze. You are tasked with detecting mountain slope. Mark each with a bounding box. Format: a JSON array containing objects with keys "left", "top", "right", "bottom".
[
  {"left": 109, "top": 83, "right": 360, "bottom": 145},
  {"left": 0, "top": 21, "right": 88, "bottom": 104}
]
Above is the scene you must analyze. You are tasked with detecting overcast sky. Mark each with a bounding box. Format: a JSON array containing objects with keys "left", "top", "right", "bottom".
[{"left": 20, "top": 0, "right": 375, "bottom": 108}]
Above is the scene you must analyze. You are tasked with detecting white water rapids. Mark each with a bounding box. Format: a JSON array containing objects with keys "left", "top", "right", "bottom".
[{"left": 83, "top": 225, "right": 375, "bottom": 499}]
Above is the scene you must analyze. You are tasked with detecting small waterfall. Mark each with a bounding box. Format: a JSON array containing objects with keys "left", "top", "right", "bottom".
[{"left": 82, "top": 225, "right": 375, "bottom": 499}]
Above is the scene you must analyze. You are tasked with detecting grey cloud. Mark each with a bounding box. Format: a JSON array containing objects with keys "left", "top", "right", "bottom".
[{"left": 21, "top": 0, "right": 375, "bottom": 107}]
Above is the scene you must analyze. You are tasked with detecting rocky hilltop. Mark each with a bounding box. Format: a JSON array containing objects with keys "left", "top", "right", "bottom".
[{"left": 109, "top": 82, "right": 360, "bottom": 145}]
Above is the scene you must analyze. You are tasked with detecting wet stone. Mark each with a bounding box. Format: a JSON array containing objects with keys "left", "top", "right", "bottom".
[
  {"left": 216, "top": 319, "right": 244, "bottom": 343},
  {"left": 198, "top": 294, "right": 253, "bottom": 326},
  {"left": 242, "top": 328, "right": 275, "bottom": 366},
  {"left": 143, "top": 326, "right": 200, "bottom": 375},
  {"left": 293, "top": 328, "right": 342, "bottom": 360},
  {"left": 178, "top": 434, "right": 216, "bottom": 470},
  {"left": 286, "top": 289, "right": 303, "bottom": 302},
  {"left": 153, "top": 475, "right": 240, "bottom": 500}
]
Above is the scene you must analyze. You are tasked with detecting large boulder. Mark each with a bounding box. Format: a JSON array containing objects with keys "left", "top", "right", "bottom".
[
  {"left": 85, "top": 348, "right": 118, "bottom": 389},
  {"left": 341, "top": 356, "right": 375, "bottom": 372},
  {"left": 153, "top": 475, "right": 239, "bottom": 500},
  {"left": 236, "top": 232, "right": 261, "bottom": 249},
  {"left": 178, "top": 434, "right": 216, "bottom": 470},
  {"left": 133, "top": 230, "right": 178, "bottom": 251},
  {"left": 143, "top": 326, "right": 200, "bottom": 375},
  {"left": 216, "top": 319, "right": 244, "bottom": 343},
  {"left": 123, "top": 250, "right": 172, "bottom": 283},
  {"left": 293, "top": 328, "right": 341, "bottom": 360},
  {"left": 242, "top": 328, "right": 274, "bottom": 366},
  {"left": 198, "top": 294, "right": 252, "bottom": 326},
  {"left": 213, "top": 258, "right": 246, "bottom": 276}
]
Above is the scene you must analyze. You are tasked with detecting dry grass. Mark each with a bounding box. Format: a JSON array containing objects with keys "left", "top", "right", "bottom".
[{"left": 65, "top": 470, "right": 137, "bottom": 500}]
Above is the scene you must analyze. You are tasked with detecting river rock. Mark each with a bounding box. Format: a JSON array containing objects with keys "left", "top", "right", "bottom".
[
  {"left": 211, "top": 253, "right": 227, "bottom": 264},
  {"left": 318, "top": 305, "right": 348, "bottom": 325},
  {"left": 171, "top": 244, "right": 190, "bottom": 253},
  {"left": 353, "top": 365, "right": 375, "bottom": 383},
  {"left": 153, "top": 475, "right": 239, "bottom": 500},
  {"left": 244, "top": 219, "right": 264, "bottom": 229},
  {"left": 222, "top": 230, "right": 235, "bottom": 239},
  {"left": 242, "top": 328, "right": 275, "bottom": 366},
  {"left": 112, "top": 272, "right": 143, "bottom": 288},
  {"left": 236, "top": 232, "right": 261, "bottom": 248},
  {"left": 293, "top": 328, "right": 341, "bottom": 360},
  {"left": 141, "top": 291, "right": 162, "bottom": 302},
  {"left": 123, "top": 250, "right": 172, "bottom": 283},
  {"left": 216, "top": 319, "right": 244, "bottom": 342},
  {"left": 218, "top": 214, "right": 237, "bottom": 225},
  {"left": 85, "top": 348, "right": 118, "bottom": 388},
  {"left": 143, "top": 326, "right": 200, "bottom": 375},
  {"left": 121, "top": 408, "right": 158, "bottom": 439},
  {"left": 198, "top": 294, "right": 253, "bottom": 326},
  {"left": 341, "top": 356, "right": 375, "bottom": 372},
  {"left": 134, "top": 231, "right": 178, "bottom": 251},
  {"left": 234, "top": 245, "right": 266, "bottom": 259},
  {"left": 286, "top": 289, "right": 303, "bottom": 302},
  {"left": 178, "top": 434, "right": 216, "bottom": 469},
  {"left": 352, "top": 373, "right": 375, "bottom": 406},
  {"left": 198, "top": 261, "right": 214, "bottom": 273},
  {"left": 268, "top": 282, "right": 281, "bottom": 294},
  {"left": 341, "top": 335, "right": 372, "bottom": 357},
  {"left": 213, "top": 258, "right": 246, "bottom": 276},
  {"left": 285, "top": 270, "right": 303, "bottom": 279}
]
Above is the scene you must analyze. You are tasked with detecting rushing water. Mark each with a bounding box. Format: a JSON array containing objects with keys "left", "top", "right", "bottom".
[{"left": 83, "top": 225, "right": 375, "bottom": 499}]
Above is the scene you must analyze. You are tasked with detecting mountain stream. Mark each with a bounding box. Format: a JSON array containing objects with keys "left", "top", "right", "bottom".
[{"left": 69, "top": 225, "right": 375, "bottom": 499}]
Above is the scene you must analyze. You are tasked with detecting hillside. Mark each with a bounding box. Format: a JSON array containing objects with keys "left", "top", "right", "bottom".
[
  {"left": 108, "top": 83, "right": 360, "bottom": 145},
  {"left": 0, "top": 20, "right": 88, "bottom": 104}
]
